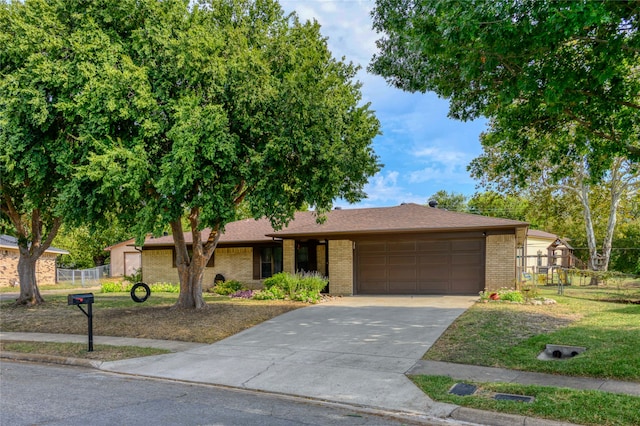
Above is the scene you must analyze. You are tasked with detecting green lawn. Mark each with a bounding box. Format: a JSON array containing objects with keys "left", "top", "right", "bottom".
[
  {"left": 424, "top": 287, "right": 640, "bottom": 380},
  {"left": 413, "top": 285, "right": 640, "bottom": 425},
  {"left": 411, "top": 375, "right": 640, "bottom": 426}
]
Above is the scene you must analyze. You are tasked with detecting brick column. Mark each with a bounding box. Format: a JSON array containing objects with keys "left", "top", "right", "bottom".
[
  {"left": 283, "top": 240, "right": 295, "bottom": 274},
  {"left": 485, "top": 234, "right": 516, "bottom": 291},
  {"left": 328, "top": 240, "right": 353, "bottom": 295}
]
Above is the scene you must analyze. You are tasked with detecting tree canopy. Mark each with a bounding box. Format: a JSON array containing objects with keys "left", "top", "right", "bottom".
[
  {"left": 370, "top": 0, "right": 640, "bottom": 178},
  {"left": 1, "top": 0, "right": 136, "bottom": 303},
  {"left": 50, "top": 0, "right": 380, "bottom": 308}
]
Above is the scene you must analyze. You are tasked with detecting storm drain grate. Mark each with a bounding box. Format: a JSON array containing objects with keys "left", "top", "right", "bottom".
[
  {"left": 448, "top": 383, "right": 477, "bottom": 396},
  {"left": 494, "top": 393, "right": 535, "bottom": 403}
]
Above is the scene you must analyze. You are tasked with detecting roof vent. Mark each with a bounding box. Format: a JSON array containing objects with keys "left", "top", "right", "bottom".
[
  {"left": 334, "top": 207, "right": 342, "bottom": 210},
  {"left": 428, "top": 199, "right": 438, "bottom": 208}
]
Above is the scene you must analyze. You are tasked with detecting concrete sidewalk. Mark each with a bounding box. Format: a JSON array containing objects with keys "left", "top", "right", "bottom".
[{"left": 408, "top": 360, "right": 640, "bottom": 397}]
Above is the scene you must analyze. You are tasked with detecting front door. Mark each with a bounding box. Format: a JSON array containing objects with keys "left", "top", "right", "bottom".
[{"left": 295, "top": 240, "right": 318, "bottom": 273}]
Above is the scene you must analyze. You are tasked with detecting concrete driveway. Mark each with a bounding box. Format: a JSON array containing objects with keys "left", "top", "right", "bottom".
[{"left": 101, "top": 296, "right": 476, "bottom": 416}]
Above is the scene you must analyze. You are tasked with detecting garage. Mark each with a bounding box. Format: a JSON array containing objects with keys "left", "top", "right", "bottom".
[{"left": 355, "top": 236, "right": 485, "bottom": 295}]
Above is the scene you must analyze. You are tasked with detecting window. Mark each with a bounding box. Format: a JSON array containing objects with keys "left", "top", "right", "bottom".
[
  {"left": 260, "top": 246, "right": 282, "bottom": 278},
  {"left": 253, "top": 245, "right": 283, "bottom": 279}
]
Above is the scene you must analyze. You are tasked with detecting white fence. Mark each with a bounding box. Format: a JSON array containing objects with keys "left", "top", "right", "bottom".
[{"left": 57, "top": 265, "right": 110, "bottom": 287}]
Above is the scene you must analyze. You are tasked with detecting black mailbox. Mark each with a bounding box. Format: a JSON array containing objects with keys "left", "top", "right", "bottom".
[
  {"left": 67, "top": 292, "right": 95, "bottom": 351},
  {"left": 68, "top": 293, "right": 94, "bottom": 305}
]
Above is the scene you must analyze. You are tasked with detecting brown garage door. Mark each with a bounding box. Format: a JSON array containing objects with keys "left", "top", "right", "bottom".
[{"left": 356, "top": 238, "right": 485, "bottom": 295}]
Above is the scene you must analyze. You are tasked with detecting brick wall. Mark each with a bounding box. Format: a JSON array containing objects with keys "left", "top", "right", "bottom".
[
  {"left": 0, "top": 249, "right": 58, "bottom": 287},
  {"left": 328, "top": 240, "right": 353, "bottom": 295},
  {"left": 141, "top": 247, "right": 261, "bottom": 289},
  {"left": 283, "top": 240, "right": 295, "bottom": 274},
  {"left": 485, "top": 234, "right": 516, "bottom": 291}
]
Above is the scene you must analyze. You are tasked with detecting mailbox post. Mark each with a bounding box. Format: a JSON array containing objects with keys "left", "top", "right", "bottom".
[{"left": 68, "top": 293, "right": 95, "bottom": 352}]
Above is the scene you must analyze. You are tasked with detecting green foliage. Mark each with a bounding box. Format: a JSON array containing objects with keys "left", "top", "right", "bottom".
[
  {"left": 212, "top": 280, "right": 245, "bottom": 296},
  {"left": 150, "top": 282, "right": 180, "bottom": 293},
  {"left": 101, "top": 282, "right": 132, "bottom": 293},
  {"left": 13, "top": 0, "right": 378, "bottom": 308},
  {"left": 259, "top": 272, "right": 327, "bottom": 303},
  {"left": 479, "top": 288, "right": 525, "bottom": 303},
  {"left": 123, "top": 268, "right": 143, "bottom": 285},
  {"left": 411, "top": 375, "right": 640, "bottom": 426},
  {"left": 371, "top": 0, "right": 640, "bottom": 173},
  {"left": 252, "top": 287, "right": 286, "bottom": 301},
  {"left": 101, "top": 281, "right": 179, "bottom": 294},
  {"left": 428, "top": 190, "right": 468, "bottom": 212},
  {"left": 54, "top": 220, "right": 132, "bottom": 269}
]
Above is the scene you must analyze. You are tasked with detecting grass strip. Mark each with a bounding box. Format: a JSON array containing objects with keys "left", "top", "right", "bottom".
[
  {"left": 0, "top": 341, "right": 170, "bottom": 361},
  {"left": 411, "top": 375, "right": 640, "bottom": 426}
]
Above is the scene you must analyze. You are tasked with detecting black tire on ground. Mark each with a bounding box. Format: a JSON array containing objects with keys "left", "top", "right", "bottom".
[{"left": 131, "top": 282, "right": 151, "bottom": 303}]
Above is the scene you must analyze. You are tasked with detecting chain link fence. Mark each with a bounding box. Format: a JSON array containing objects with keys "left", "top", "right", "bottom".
[{"left": 57, "top": 265, "right": 110, "bottom": 287}]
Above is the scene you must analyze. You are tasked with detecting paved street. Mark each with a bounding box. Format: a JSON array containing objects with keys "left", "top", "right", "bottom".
[{"left": 0, "top": 361, "right": 443, "bottom": 426}]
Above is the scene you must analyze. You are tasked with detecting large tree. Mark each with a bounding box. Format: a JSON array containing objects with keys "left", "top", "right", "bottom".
[
  {"left": 0, "top": 0, "right": 142, "bottom": 304},
  {"left": 370, "top": 0, "right": 639, "bottom": 272},
  {"left": 370, "top": 0, "right": 640, "bottom": 174},
  {"left": 61, "top": 0, "right": 380, "bottom": 308}
]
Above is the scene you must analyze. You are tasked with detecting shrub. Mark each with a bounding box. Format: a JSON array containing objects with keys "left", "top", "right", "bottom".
[
  {"left": 101, "top": 281, "right": 132, "bottom": 293},
  {"left": 498, "top": 288, "right": 525, "bottom": 303},
  {"left": 150, "top": 282, "right": 179, "bottom": 293},
  {"left": 213, "top": 280, "right": 245, "bottom": 295},
  {"left": 123, "top": 268, "right": 142, "bottom": 284},
  {"left": 258, "top": 272, "right": 328, "bottom": 303}
]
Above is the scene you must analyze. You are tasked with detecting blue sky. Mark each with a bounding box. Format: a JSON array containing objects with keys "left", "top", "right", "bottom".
[{"left": 280, "top": 0, "right": 489, "bottom": 208}]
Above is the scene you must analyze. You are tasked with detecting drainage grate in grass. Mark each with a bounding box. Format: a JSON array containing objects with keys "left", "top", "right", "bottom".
[
  {"left": 448, "top": 383, "right": 477, "bottom": 396},
  {"left": 494, "top": 393, "right": 535, "bottom": 403},
  {"left": 537, "top": 344, "right": 587, "bottom": 361}
]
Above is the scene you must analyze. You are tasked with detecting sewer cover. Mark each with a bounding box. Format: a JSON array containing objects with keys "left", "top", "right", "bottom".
[
  {"left": 494, "top": 393, "right": 535, "bottom": 403},
  {"left": 448, "top": 383, "right": 477, "bottom": 396}
]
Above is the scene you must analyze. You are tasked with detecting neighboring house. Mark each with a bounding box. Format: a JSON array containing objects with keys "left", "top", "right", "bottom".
[
  {"left": 523, "top": 229, "right": 576, "bottom": 273},
  {"left": 105, "top": 239, "right": 141, "bottom": 277},
  {"left": 0, "top": 235, "right": 69, "bottom": 287},
  {"left": 524, "top": 229, "right": 558, "bottom": 272},
  {"left": 140, "top": 203, "right": 529, "bottom": 295}
]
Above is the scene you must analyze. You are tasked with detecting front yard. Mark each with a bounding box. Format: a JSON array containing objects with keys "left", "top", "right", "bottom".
[
  {"left": 1, "top": 290, "right": 303, "bottom": 346},
  {"left": 411, "top": 283, "right": 640, "bottom": 426}
]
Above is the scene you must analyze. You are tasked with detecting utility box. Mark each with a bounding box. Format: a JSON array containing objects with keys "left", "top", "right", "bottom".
[{"left": 67, "top": 293, "right": 95, "bottom": 305}]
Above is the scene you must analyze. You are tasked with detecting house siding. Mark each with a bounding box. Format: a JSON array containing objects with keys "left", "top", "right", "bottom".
[
  {"left": 107, "top": 241, "right": 141, "bottom": 277},
  {"left": 328, "top": 240, "right": 353, "bottom": 295},
  {"left": 141, "top": 247, "right": 261, "bottom": 289},
  {"left": 0, "top": 249, "right": 58, "bottom": 287},
  {"left": 485, "top": 234, "right": 516, "bottom": 290}
]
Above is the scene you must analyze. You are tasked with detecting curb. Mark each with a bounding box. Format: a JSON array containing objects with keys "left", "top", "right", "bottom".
[
  {"left": 451, "top": 407, "right": 582, "bottom": 426},
  {"left": 1, "top": 351, "right": 103, "bottom": 369}
]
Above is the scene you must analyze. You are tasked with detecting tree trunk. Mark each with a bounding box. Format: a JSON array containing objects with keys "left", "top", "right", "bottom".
[
  {"left": 3, "top": 204, "right": 62, "bottom": 306},
  {"left": 16, "top": 249, "right": 44, "bottom": 305},
  {"left": 171, "top": 210, "right": 221, "bottom": 309}
]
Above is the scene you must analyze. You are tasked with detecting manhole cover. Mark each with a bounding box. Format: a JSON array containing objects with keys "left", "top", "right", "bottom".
[
  {"left": 448, "top": 383, "right": 477, "bottom": 396},
  {"left": 494, "top": 393, "right": 535, "bottom": 403}
]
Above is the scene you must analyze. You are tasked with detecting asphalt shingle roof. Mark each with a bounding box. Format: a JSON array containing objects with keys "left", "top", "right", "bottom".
[{"left": 142, "top": 203, "right": 528, "bottom": 246}]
